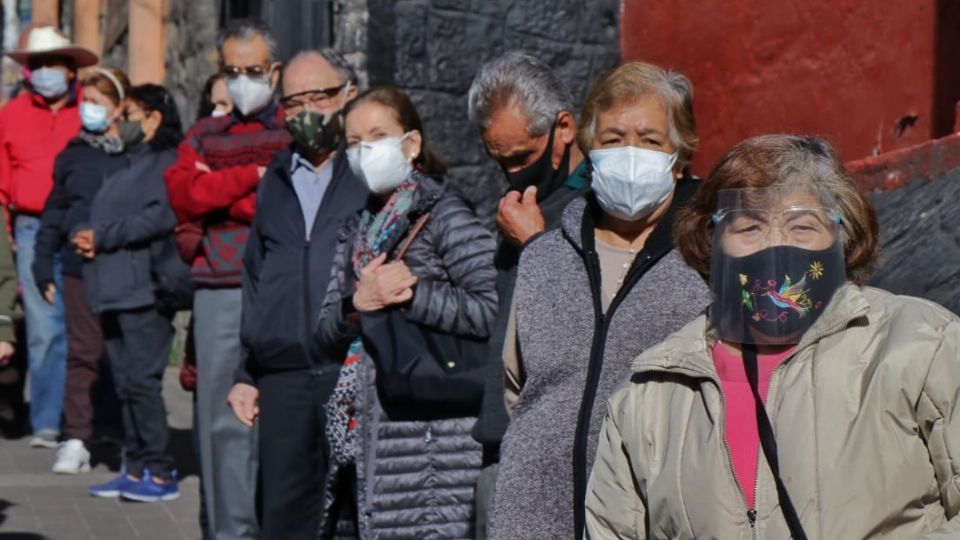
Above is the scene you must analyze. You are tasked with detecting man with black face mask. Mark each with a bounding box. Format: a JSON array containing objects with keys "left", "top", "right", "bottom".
[
  {"left": 164, "top": 18, "right": 289, "bottom": 540},
  {"left": 465, "top": 50, "right": 587, "bottom": 539},
  {"left": 226, "top": 48, "right": 365, "bottom": 540}
]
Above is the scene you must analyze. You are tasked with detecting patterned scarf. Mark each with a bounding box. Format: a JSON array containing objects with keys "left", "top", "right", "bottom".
[
  {"left": 77, "top": 130, "right": 124, "bottom": 155},
  {"left": 326, "top": 172, "right": 421, "bottom": 465}
]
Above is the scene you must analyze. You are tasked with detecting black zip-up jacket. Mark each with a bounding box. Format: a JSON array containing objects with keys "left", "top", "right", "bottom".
[
  {"left": 237, "top": 147, "right": 367, "bottom": 384},
  {"left": 33, "top": 138, "right": 125, "bottom": 288},
  {"left": 83, "top": 145, "right": 178, "bottom": 313}
]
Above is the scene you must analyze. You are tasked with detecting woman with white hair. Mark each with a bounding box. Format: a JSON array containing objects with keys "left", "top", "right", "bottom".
[{"left": 488, "top": 62, "right": 710, "bottom": 540}]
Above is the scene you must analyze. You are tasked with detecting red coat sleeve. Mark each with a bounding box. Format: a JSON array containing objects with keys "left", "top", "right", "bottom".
[
  {"left": 164, "top": 134, "right": 262, "bottom": 224},
  {"left": 228, "top": 194, "right": 257, "bottom": 222}
]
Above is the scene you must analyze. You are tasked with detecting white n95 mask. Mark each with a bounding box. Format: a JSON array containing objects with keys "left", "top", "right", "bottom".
[
  {"left": 346, "top": 133, "right": 414, "bottom": 194},
  {"left": 226, "top": 75, "right": 274, "bottom": 117},
  {"left": 589, "top": 146, "right": 678, "bottom": 221}
]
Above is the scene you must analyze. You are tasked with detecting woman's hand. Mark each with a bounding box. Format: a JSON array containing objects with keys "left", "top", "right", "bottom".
[
  {"left": 352, "top": 253, "right": 418, "bottom": 312},
  {"left": 72, "top": 229, "right": 95, "bottom": 259},
  {"left": 43, "top": 283, "right": 56, "bottom": 305}
]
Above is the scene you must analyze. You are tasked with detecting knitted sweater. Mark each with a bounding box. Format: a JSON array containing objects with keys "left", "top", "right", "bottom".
[
  {"left": 489, "top": 192, "right": 710, "bottom": 540},
  {"left": 164, "top": 105, "right": 291, "bottom": 287}
]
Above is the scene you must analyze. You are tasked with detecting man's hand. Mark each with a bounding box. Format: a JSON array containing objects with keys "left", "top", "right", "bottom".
[
  {"left": 352, "top": 254, "right": 418, "bottom": 312},
  {"left": 497, "top": 185, "right": 545, "bottom": 247},
  {"left": 257, "top": 166, "right": 267, "bottom": 178},
  {"left": 227, "top": 383, "right": 259, "bottom": 427},
  {"left": 43, "top": 283, "right": 56, "bottom": 305},
  {"left": 194, "top": 161, "right": 212, "bottom": 173},
  {"left": 72, "top": 229, "right": 95, "bottom": 259}
]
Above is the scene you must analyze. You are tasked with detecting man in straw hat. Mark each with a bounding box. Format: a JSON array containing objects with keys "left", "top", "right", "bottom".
[{"left": 0, "top": 26, "right": 98, "bottom": 448}]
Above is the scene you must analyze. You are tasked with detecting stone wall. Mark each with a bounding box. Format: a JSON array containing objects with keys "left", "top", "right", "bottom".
[
  {"left": 359, "top": 0, "right": 621, "bottom": 223},
  {"left": 868, "top": 168, "right": 960, "bottom": 315}
]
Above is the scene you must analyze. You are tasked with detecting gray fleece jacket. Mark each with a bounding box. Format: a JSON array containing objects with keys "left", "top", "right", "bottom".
[{"left": 489, "top": 185, "right": 711, "bottom": 540}]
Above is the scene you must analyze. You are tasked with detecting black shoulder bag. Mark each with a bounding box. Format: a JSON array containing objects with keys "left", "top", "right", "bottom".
[
  {"left": 359, "top": 212, "right": 488, "bottom": 418},
  {"left": 743, "top": 344, "right": 808, "bottom": 540}
]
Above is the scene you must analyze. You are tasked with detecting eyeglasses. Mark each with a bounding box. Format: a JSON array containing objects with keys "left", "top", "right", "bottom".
[
  {"left": 280, "top": 84, "right": 347, "bottom": 115},
  {"left": 220, "top": 64, "right": 272, "bottom": 79},
  {"left": 713, "top": 207, "right": 841, "bottom": 248}
]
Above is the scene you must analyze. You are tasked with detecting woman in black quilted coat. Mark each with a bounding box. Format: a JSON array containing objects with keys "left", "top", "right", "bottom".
[{"left": 316, "top": 86, "right": 497, "bottom": 539}]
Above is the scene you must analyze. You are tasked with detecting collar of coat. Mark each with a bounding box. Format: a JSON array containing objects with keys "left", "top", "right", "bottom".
[
  {"left": 628, "top": 282, "right": 871, "bottom": 380},
  {"left": 560, "top": 174, "right": 700, "bottom": 257}
]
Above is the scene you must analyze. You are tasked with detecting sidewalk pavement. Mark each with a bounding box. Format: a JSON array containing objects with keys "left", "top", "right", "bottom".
[{"left": 0, "top": 368, "right": 202, "bottom": 540}]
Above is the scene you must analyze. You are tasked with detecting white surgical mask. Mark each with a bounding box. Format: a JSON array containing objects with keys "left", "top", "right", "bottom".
[
  {"left": 31, "top": 67, "right": 69, "bottom": 99},
  {"left": 211, "top": 108, "right": 230, "bottom": 118},
  {"left": 346, "top": 133, "right": 413, "bottom": 195},
  {"left": 589, "top": 146, "right": 678, "bottom": 221},
  {"left": 226, "top": 74, "right": 274, "bottom": 117},
  {"left": 80, "top": 102, "right": 109, "bottom": 133}
]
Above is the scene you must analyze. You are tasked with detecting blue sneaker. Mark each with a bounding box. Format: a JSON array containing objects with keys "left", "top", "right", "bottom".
[
  {"left": 120, "top": 470, "right": 179, "bottom": 502},
  {"left": 89, "top": 467, "right": 135, "bottom": 498}
]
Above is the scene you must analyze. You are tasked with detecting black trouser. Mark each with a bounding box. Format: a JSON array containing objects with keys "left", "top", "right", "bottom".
[
  {"left": 257, "top": 366, "right": 339, "bottom": 540},
  {"left": 102, "top": 306, "right": 175, "bottom": 480}
]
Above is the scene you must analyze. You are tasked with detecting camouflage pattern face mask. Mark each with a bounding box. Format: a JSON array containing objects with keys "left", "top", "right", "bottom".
[{"left": 285, "top": 109, "right": 343, "bottom": 155}]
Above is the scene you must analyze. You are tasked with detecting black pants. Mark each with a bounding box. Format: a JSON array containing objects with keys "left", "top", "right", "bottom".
[
  {"left": 102, "top": 307, "right": 175, "bottom": 479},
  {"left": 258, "top": 366, "right": 339, "bottom": 540}
]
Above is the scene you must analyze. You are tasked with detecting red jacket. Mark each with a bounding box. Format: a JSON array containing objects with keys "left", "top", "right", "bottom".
[{"left": 0, "top": 90, "right": 82, "bottom": 216}]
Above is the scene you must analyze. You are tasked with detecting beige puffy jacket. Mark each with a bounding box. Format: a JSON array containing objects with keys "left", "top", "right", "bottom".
[{"left": 586, "top": 284, "right": 960, "bottom": 539}]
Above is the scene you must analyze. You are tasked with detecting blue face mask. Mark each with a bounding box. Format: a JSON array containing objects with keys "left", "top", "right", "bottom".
[
  {"left": 30, "top": 67, "right": 69, "bottom": 99},
  {"left": 80, "top": 102, "right": 109, "bottom": 133}
]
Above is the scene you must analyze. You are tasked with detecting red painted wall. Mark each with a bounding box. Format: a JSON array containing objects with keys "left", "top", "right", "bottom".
[{"left": 621, "top": 0, "right": 960, "bottom": 176}]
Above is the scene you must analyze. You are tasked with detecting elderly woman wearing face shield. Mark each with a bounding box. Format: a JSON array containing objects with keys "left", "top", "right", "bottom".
[
  {"left": 488, "top": 62, "right": 710, "bottom": 540},
  {"left": 586, "top": 134, "right": 960, "bottom": 539}
]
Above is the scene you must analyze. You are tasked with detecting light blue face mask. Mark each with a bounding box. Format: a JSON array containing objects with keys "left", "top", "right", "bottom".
[
  {"left": 80, "top": 102, "right": 109, "bottom": 133},
  {"left": 30, "top": 67, "right": 69, "bottom": 99}
]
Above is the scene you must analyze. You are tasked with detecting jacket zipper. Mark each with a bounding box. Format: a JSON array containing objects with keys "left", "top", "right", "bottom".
[
  {"left": 713, "top": 378, "right": 758, "bottom": 534},
  {"left": 572, "top": 248, "right": 654, "bottom": 538}
]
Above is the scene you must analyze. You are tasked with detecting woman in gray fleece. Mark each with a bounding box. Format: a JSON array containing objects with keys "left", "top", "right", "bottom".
[{"left": 488, "top": 62, "right": 711, "bottom": 540}]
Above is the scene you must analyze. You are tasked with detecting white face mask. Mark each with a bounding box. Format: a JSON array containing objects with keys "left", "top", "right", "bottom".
[
  {"left": 211, "top": 108, "right": 230, "bottom": 118},
  {"left": 226, "top": 74, "right": 274, "bottom": 117},
  {"left": 346, "top": 133, "right": 414, "bottom": 195},
  {"left": 589, "top": 146, "right": 678, "bottom": 221}
]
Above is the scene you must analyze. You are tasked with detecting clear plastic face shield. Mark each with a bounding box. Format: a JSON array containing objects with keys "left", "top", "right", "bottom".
[{"left": 708, "top": 185, "right": 846, "bottom": 345}]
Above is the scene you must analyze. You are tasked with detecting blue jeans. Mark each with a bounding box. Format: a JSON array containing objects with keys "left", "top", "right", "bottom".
[{"left": 15, "top": 215, "right": 67, "bottom": 434}]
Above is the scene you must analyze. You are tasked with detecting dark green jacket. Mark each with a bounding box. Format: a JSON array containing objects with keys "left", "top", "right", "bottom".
[{"left": 0, "top": 208, "right": 19, "bottom": 342}]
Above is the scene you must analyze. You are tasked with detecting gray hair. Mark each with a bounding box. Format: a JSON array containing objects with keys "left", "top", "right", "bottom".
[
  {"left": 286, "top": 49, "right": 359, "bottom": 87},
  {"left": 577, "top": 62, "right": 698, "bottom": 169},
  {"left": 467, "top": 50, "right": 575, "bottom": 137},
  {"left": 217, "top": 19, "right": 278, "bottom": 64}
]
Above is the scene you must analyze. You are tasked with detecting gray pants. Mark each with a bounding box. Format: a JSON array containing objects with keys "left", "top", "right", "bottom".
[
  {"left": 475, "top": 463, "right": 498, "bottom": 540},
  {"left": 194, "top": 288, "right": 259, "bottom": 540}
]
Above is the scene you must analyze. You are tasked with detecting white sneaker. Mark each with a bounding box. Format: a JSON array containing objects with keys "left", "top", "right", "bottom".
[
  {"left": 29, "top": 429, "right": 59, "bottom": 449},
  {"left": 52, "top": 439, "right": 91, "bottom": 474}
]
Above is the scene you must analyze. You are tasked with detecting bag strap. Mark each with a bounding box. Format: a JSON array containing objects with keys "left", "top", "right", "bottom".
[
  {"left": 743, "top": 344, "right": 807, "bottom": 540},
  {"left": 393, "top": 212, "right": 431, "bottom": 261}
]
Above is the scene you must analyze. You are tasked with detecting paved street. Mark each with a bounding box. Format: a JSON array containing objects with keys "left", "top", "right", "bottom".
[{"left": 0, "top": 368, "right": 202, "bottom": 540}]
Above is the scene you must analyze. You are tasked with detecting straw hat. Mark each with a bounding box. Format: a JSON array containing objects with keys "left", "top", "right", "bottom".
[{"left": 5, "top": 26, "right": 98, "bottom": 68}]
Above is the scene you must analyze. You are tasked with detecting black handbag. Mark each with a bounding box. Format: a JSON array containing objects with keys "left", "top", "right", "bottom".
[{"left": 359, "top": 212, "right": 488, "bottom": 417}]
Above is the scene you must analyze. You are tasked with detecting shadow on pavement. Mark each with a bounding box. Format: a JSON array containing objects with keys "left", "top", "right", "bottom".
[{"left": 87, "top": 427, "right": 199, "bottom": 479}]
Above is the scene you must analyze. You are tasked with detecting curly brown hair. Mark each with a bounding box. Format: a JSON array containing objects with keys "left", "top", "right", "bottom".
[{"left": 674, "top": 134, "right": 879, "bottom": 284}]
